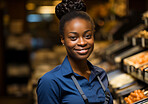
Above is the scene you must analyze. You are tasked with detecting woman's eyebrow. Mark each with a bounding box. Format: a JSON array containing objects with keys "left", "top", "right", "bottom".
[
  {"left": 68, "top": 32, "right": 78, "bottom": 34},
  {"left": 84, "top": 30, "right": 92, "bottom": 34},
  {"left": 67, "top": 30, "right": 92, "bottom": 35}
]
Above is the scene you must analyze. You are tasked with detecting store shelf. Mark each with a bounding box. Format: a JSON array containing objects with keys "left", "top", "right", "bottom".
[
  {"left": 124, "top": 24, "right": 146, "bottom": 43},
  {"left": 106, "top": 27, "right": 148, "bottom": 103},
  {"left": 122, "top": 50, "right": 148, "bottom": 85},
  {"left": 4, "top": 48, "right": 31, "bottom": 96},
  {"left": 133, "top": 97, "right": 148, "bottom": 104},
  {"left": 132, "top": 37, "right": 148, "bottom": 48},
  {"left": 6, "top": 84, "right": 29, "bottom": 97},
  {"left": 104, "top": 41, "right": 132, "bottom": 64},
  {"left": 124, "top": 26, "right": 148, "bottom": 48},
  {"left": 109, "top": 79, "right": 146, "bottom": 104},
  {"left": 124, "top": 64, "right": 148, "bottom": 84},
  {"left": 114, "top": 46, "right": 144, "bottom": 70},
  {"left": 122, "top": 90, "right": 148, "bottom": 104}
]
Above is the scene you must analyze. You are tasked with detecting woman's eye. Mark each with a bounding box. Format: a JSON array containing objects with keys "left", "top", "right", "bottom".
[
  {"left": 70, "top": 36, "right": 77, "bottom": 41},
  {"left": 85, "top": 34, "right": 92, "bottom": 39}
]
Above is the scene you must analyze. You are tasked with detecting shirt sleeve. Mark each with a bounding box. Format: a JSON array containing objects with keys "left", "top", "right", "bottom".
[{"left": 36, "top": 75, "right": 61, "bottom": 104}]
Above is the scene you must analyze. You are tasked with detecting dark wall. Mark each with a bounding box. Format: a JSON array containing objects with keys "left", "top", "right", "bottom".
[
  {"left": 6, "top": 0, "right": 27, "bottom": 32},
  {"left": 129, "top": 0, "right": 148, "bottom": 13},
  {"left": 0, "top": 9, "right": 5, "bottom": 96},
  {"left": 0, "top": 0, "right": 27, "bottom": 96}
]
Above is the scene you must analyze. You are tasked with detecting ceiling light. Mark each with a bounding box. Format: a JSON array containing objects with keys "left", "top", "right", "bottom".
[{"left": 37, "top": 6, "right": 55, "bottom": 14}]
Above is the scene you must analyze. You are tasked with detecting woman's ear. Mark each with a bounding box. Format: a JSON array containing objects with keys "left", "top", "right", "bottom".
[{"left": 60, "top": 35, "right": 64, "bottom": 45}]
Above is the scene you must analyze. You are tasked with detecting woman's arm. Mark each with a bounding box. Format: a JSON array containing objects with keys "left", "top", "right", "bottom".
[{"left": 36, "top": 76, "right": 61, "bottom": 104}]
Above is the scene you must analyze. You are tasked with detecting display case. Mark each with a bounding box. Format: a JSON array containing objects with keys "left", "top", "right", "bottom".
[
  {"left": 104, "top": 11, "right": 148, "bottom": 104},
  {"left": 123, "top": 51, "right": 148, "bottom": 84}
]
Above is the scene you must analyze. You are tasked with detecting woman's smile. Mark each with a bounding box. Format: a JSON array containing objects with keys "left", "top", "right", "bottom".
[{"left": 74, "top": 47, "right": 90, "bottom": 55}]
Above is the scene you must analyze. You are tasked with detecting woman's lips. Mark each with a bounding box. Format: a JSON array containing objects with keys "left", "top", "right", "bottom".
[{"left": 74, "top": 48, "right": 90, "bottom": 54}]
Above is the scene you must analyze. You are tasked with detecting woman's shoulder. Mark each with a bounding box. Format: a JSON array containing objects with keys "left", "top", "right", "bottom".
[
  {"left": 36, "top": 65, "right": 62, "bottom": 98},
  {"left": 40, "top": 65, "right": 62, "bottom": 81}
]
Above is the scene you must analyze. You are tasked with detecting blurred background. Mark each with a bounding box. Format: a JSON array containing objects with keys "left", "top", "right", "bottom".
[{"left": 0, "top": 0, "right": 148, "bottom": 104}]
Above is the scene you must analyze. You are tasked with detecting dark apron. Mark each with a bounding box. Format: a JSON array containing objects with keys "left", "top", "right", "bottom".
[{"left": 71, "top": 75, "right": 110, "bottom": 104}]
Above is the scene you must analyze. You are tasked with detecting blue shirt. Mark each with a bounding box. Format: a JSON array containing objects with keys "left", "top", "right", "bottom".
[{"left": 37, "top": 56, "right": 113, "bottom": 104}]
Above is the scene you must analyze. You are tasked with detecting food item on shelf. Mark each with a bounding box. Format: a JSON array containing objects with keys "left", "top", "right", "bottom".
[
  {"left": 139, "top": 64, "right": 148, "bottom": 71},
  {"left": 143, "top": 11, "right": 148, "bottom": 18},
  {"left": 124, "top": 51, "right": 148, "bottom": 68},
  {"left": 135, "top": 30, "right": 148, "bottom": 39},
  {"left": 144, "top": 90, "right": 148, "bottom": 97},
  {"left": 145, "top": 68, "right": 148, "bottom": 72},
  {"left": 124, "top": 89, "right": 147, "bottom": 104},
  {"left": 109, "top": 73, "right": 135, "bottom": 88}
]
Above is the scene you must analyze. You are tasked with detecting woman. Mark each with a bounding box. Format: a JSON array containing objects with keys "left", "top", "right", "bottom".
[{"left": 37, "top": 0, "right": 113, "bottom": 104}]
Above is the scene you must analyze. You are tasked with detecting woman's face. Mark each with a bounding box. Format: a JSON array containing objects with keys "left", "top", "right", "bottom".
[{"left": 61, "top": 18, "right": 94, "bottom": 60}]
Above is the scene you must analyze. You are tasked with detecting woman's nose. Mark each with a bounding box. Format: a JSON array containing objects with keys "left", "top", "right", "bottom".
[{"left": 77, "top": 37, "right": 87, "bottom": 46}]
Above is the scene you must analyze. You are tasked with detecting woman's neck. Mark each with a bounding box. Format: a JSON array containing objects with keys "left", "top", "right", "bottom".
[{"left": 67, "top": 56, "right": 91, "bottom": 80}]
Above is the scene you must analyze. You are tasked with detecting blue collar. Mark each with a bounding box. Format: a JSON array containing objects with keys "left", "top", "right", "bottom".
[
  {"left": 60, "top": 56, "right": 101, "bottom": 77},
  {"left": 61, "top": 56, "right": 74, "bottom": 77}
]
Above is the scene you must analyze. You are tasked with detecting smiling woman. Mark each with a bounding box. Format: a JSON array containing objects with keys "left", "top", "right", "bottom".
[
  {"left": 62, "top": 18, "right": 94, "bottom": 61},
  {"left": 36, "top": 0, "right": 113, "bottom": 104}
]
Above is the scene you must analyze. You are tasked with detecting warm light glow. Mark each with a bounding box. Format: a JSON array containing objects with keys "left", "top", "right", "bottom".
[
  {"left": 37, "top": 6, "right": 55, "bottom": 14},
  {"left": 26, "top": 3, "right": 35, "bottom": 10},
  {"left": 53, "top": 0, "right": 61, "bottom": 6},
  {"left": 3, "top": 14, "right": 10, "bottom": 26}
]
